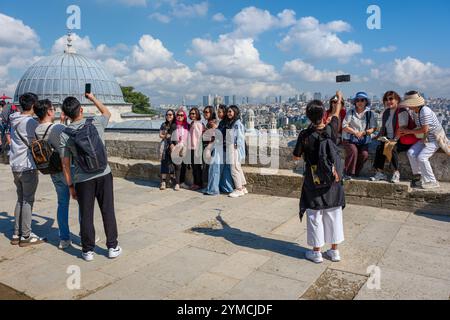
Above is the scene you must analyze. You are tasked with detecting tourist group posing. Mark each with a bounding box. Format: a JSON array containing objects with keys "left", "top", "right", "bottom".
[
  {"left": 158, "top": 105, "right": 248, "bottom": 198},
  {"left": 293, "top": 89, "right": 449, "bottom": 263},
  {"left": 6, "top": 92, "right": 121, "bottom": 262},
  {"left": 3, "top": 88, "right": 448, "bottom": 265}
]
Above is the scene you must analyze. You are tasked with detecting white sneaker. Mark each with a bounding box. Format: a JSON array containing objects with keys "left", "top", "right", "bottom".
[
  {"left": 160, "top": 181, "right": 166, "bottom": 190},
  {"left": 82, "top": 251, "right": 95, "bottom": 262},
  {"left": 421, "top": 181, "right": 440, "bottom": 189},
  {"left": 305, "top": 250, "right": 323, "bottom": 263},
  {"left": 390, "top": 171, "right": 400, "bottom": 183},
  {"left": 370, "top": 172, "right": 387, "bottom": 181},
  {"left": 58, "top": 240, "right": 72, "bottom": 250},
  {"left": 108, "top": 246, "right": 122, "bottom": 259},
  {"left": 325, "top": 249, "right": 341, "bottom": 262},
  {"left": 229, "top": 190, "right": 244, "bottom": 198},
  {"left": 243, "top": 187, "right": 249, "bottom": 194},
  {"left": 174, "top": 184, "right": 180, "bottom": 191},
  {"left": 19, "top": 233, "right": 46, "bottom": 247},
  {"left": 180, "top": 183, "right": 190, "bottom": 189}
]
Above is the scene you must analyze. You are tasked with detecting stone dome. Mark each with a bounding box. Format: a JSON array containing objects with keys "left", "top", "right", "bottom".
[{"left": 14, "top": 36, "right": 125, "bottom": 105}]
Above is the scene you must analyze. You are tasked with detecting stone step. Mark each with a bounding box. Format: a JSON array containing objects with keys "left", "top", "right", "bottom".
[{"left": 108, "top": 157, "right": 450, "bottom": 216}]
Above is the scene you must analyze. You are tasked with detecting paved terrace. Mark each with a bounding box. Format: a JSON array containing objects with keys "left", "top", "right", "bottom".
[{"left": 0, "top": 163, "right": 449, "bottom": 300}]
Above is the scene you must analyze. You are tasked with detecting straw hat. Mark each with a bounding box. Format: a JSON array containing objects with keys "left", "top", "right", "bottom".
[{"left": 399, "top": 91, "right": 425, "bottom": 108}]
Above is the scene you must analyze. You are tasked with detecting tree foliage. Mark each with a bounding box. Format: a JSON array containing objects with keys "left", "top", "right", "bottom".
[{"left": 121, "top": 86, "right": 155, "bottom": 115}]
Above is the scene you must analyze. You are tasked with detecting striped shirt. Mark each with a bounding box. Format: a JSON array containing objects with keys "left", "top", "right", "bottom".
[{"left": 416, "top": 106, "right": 443, "bottom": 143}]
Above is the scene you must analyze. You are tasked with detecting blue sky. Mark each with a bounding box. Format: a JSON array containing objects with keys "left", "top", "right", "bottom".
[{"left": 1, "top": 0, "right": 450, "bottom": 104}]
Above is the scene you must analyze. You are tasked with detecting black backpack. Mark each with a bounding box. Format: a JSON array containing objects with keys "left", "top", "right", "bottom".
[
  {"left": 304, "top": 128, "right": 343, "bottom": 189},
  {"left": 64, "top": 118, "right": 108, "bottom": 174}
]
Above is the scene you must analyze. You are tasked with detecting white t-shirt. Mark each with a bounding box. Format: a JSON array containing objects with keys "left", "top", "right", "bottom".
[
  {"left": 416, "top": 106, "right": 443, "bottom": 142},
  {"left": 342, "top": 108, "right": 378, "bottom": 140}
]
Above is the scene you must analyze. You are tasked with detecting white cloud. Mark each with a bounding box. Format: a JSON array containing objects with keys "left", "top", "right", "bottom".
[
  {"left": 282, "top": 59, "right": 343, "bottom": 82},
  {"left": 149, "top": 12, "right": 171, "bottom": 23},
  {"left": 51, "top": 33, "right": 125, "bottom": 61},
  {"left": 212, "top": 13, "right": 226, "bottom": 22},
  {"left": 150, "top": 1, "right": 208, "bottom": 23},
  {"left": 360, "top": 58, "right": 374, "bottom": 66},
  {"left": 0, "top": 13, "right": 42, "bottom": 95},
  {"left": 278, "top": 16, "right": 362, "bottom": 62},
  {"left": 231, "top": 7, "right": 296, "bottom": 38},
  {"left": 127, "top": 35, "right": 175, "bottom": 69},
  {"left": 375, "top": 45, "right": 397, "bottom": 53},
  {"left": 371, "top": 56, "right": 450, "bottom": 96},
  {"left": 191, "top": 35, "right": 278, "bottom": 80},
  {"left": 171, "top": 1, "right": 208, "bottom": 18}
]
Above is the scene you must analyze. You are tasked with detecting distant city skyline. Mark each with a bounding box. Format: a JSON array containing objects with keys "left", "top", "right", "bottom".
[{"left": 1, "top": 0, "right": 450, "bottom": 105}]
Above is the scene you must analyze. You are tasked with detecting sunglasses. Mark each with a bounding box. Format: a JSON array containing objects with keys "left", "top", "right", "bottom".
[
  {"left": 355, "top": 99, "right": 366, "bottom": 103},
  {"left": 167, "top": 113, "right": 174, "bottom": 116},
  {"left": 189, "top": 112, "right": 196, "bottom": 115},
  {"left": 384, "top": 97, "right": 396, "bottom": 102},
  {"left": 176, "top": 114, "right": 184, "bottom": 117}
]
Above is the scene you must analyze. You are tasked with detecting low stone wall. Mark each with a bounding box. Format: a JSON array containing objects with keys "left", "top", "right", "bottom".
[
  {"left": 108, "top": 157, "right": 450, "bottom": 216},
  {"left": 105, "top": 133, "right": 450, "bottom": 182}
]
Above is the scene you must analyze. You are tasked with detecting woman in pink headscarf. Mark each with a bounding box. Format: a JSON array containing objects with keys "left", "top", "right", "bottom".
[{"left": 170, "top": 108, "right": 189, "bottom": 191}]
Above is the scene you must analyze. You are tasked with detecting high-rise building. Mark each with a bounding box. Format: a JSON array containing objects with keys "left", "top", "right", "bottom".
[
  {"left": 279, "top": 96, "right": 282, "bottom": 104},
  {"left": 213, "top": 95, "right": 223, "bottom": 106},
  {"left": 224, "top": 96, "right": 230, "bottom": 105},
  {"left": 232, "top": 95, "right": 236, "bottom": 105},
  {"left": 314, "top": 92, "right": 322, "bottom": 101},
  {"left": 202, "top": 95, "right": 212, "bottom": 106}
]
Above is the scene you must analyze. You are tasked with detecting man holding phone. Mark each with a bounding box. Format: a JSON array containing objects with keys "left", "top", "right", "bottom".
[{"left": 60, "top": 85, "right": 121, "bottom": 262}]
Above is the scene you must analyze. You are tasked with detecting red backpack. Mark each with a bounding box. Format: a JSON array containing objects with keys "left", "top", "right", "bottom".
[{"left": 395, "top": 108, "right": 420, "bottom": 145}]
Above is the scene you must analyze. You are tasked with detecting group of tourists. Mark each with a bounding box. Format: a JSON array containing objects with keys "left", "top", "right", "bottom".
[
  {"left": 158, "top": 105, "right": 248, "bottom": 198},
  {"left": 294, "top": 89, "right": 449, "bottom": 264},
  {"left": 2, "top": 87, "right": 448, "bottom": 266},
  {"left": 4, "top": 92, "right": 121, "bottom": 262}
]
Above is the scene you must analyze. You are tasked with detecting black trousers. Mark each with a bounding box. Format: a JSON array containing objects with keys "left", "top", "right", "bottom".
[
  {"left": 373, "top": 142, "right": 411, "bottom": 171},
  {"left": 175, "top": 163, "right": 186, "bottom": 185},
  {"left": 75, "top": 173, "right": 118, "bottom": 253},
  {"left": 191, "top": 149, "right": 203, "bottom": 186}
]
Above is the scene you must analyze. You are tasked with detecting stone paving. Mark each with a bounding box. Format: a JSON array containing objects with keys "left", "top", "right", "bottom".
[{"left": 0, "top": 163, "right": 449, "bottom": 300}]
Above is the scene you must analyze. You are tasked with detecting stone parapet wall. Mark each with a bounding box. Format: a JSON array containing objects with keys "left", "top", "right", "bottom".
[
  {"left": 105, "top": 133, "right": 450, "bottom": 182},
  {"left": 108, "top": 157, "right": 450, "bottom": 216}
]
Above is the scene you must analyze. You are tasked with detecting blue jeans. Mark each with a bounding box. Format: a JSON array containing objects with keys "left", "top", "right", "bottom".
[
  {"left": 206, "top": 149, "right": 221, "bottom": 195},
  {"left": 51, "top": 174, "right": 71, "bottom": 241},
  {"left": 219, "top": 151, "right": 235, "bottom": 193}
]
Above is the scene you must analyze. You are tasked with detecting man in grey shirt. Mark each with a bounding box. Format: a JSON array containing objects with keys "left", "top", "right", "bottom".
[
  {"left": 9, "top": 93, "right": 46, "bottom": 247},
  {"left": 60, "top": 93, "right": 121, "bottom": 262}
]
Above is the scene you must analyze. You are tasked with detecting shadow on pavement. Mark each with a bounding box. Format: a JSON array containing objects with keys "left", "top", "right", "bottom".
[{"left": 191, "top": 214, "right": 308, "bottom": 260}]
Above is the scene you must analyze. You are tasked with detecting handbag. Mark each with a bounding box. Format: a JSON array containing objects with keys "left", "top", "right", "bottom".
[
  {"left": 349, "top": 110, "right": 372, "bottom": 145},
  {"left": 395, "top": 108, "right": 420, "bottom": 145}
]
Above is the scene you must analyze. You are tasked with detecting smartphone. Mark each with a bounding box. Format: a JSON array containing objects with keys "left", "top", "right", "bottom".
[
  {"left": 85, "top": 83, "right": 92, "bottom": 94},
  {"left": 336, "top": 75, "right": 351, "bottom": 83}
]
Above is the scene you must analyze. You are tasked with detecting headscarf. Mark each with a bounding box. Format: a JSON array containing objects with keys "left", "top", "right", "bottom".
[{"left": 175, "top": 108, "right": 189, "bottom": 144}]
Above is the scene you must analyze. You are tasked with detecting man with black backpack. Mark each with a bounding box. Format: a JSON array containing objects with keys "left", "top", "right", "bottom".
[
  {"left": 34, "top": 99, "right": 73, "bottom": 250},
  {"left": 60, "top": 93, "right": 121, "bottom": 262},
  {"left": 293, "top": 92, "right": 345, "bottom": 264},
  {"left": 9, "top": 93, "right": 46, "bottom": 247}
]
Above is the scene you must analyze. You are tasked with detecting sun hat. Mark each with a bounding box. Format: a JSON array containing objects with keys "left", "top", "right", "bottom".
[
  {"left": 399, "top": 91, "right": 425, "bottom": 108},
  {"left": 352, "top": 92, "right": 371, "bottom": 106}
]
